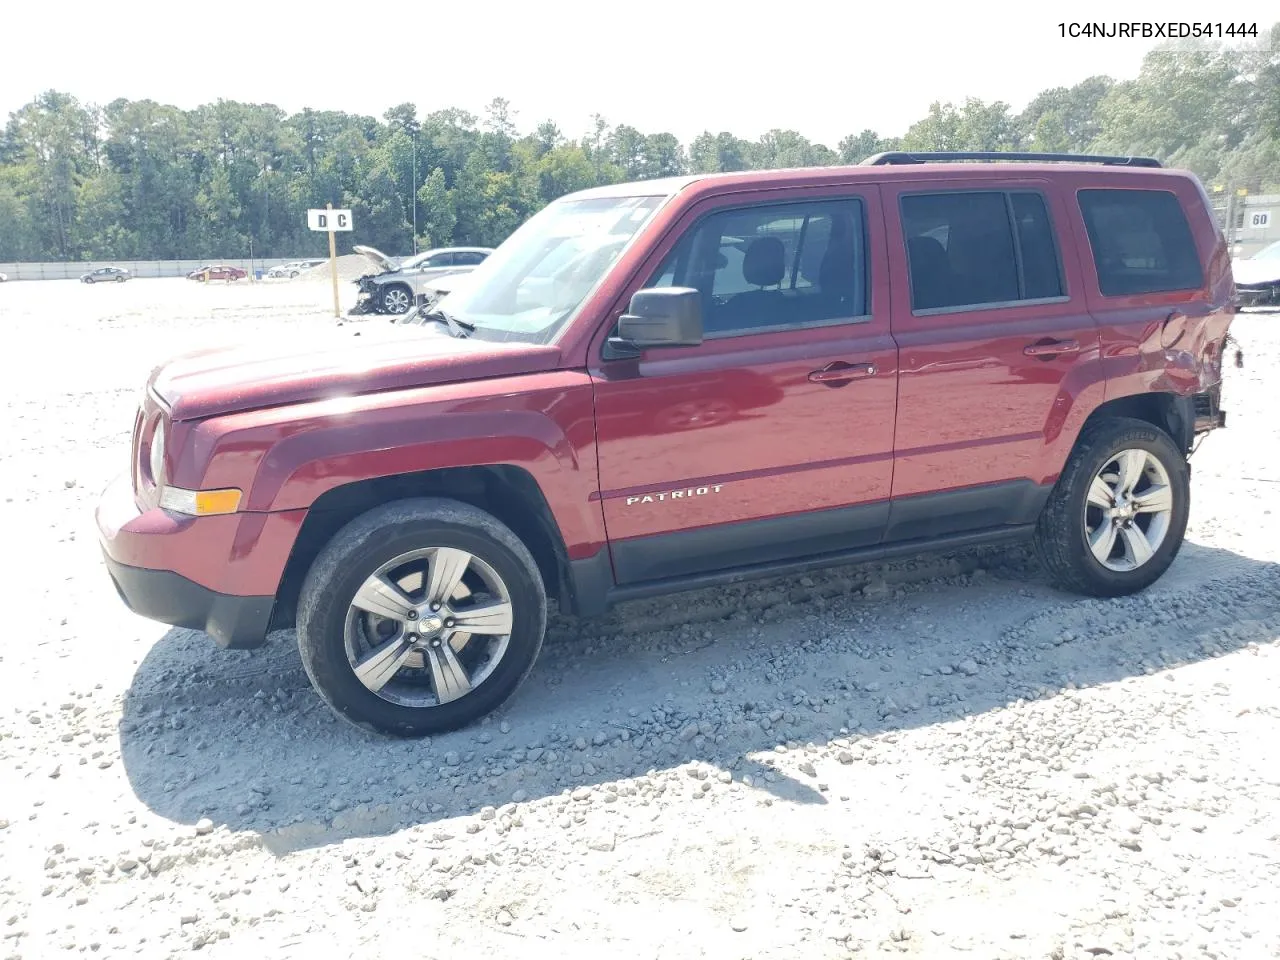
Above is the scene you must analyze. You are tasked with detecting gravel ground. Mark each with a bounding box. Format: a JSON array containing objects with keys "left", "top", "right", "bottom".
[{"left": 1, "top": 279, "right": 1278, "bottom": 960}]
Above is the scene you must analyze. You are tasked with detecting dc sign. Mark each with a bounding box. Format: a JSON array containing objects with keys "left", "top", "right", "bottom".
[{"left": 307, "top": 209, "right": 353, "bottom": 232}]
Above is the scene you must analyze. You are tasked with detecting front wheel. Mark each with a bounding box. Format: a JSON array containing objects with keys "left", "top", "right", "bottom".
[
  {"left": 380, "top": 284, "right": 413, "bottom": 314},
  {"left": 297, "top": 498, "right": 548, "bottom": 737},
  {"left": 1034, "top": 417, "right": 1189, "bottom": 597}
]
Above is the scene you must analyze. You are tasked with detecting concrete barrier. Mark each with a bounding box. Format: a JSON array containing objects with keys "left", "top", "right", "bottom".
[{"left": 0, "top": 258, "right": 313, "bottom": 281}]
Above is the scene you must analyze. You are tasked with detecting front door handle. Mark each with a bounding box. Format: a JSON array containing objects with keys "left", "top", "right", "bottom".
[
  {"left": 1023, "top": 338, "right": 1080, "bottom": 357},
  {"left": 808, "top": 361, "right": 877, "bottom": 385}
]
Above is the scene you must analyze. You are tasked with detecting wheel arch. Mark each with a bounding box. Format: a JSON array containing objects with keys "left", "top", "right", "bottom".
[
  {"left": 268, "top": 464, "right": 574, "bottom": 632},
  {"left": 1079, "top": 392, "right": 1194, "bottom": 456}
]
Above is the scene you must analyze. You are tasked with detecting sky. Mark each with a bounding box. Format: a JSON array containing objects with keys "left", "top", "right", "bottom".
[{"left": 2, "top": 0, "right": 1276, "bottom": 147}]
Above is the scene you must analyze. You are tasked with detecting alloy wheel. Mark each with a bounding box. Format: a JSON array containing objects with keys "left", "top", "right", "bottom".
[
  {"left": 344, "top": 547, "right": 514, "bottom": 708},
  {"left": 1083, "top": 448, "right": 1174, "bottom": 572},
  {"left": 383, "top": 287, "right": 411, "bottom": 313}
]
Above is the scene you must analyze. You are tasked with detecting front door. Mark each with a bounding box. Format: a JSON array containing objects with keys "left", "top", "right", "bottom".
[
  {"left": 589, "top": 187, "right": 899, "bottom": 585},
  {"left": 881, "top": 179, "right": 1104, "bottom": 542}
]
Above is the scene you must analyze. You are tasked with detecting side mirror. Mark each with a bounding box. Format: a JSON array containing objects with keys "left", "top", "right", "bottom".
[{"left": 606, "top": 287, "right": 703, "bottom": 359}]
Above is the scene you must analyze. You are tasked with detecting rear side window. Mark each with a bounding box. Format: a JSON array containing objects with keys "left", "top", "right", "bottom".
[
  {"left": 900, "top": 191, "right": 1064, "bottom": 312},
  {"left": 1077, "top": 189, "right": 1204, "bottom": 296}
]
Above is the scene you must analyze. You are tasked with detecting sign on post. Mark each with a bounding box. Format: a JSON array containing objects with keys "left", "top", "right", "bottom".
[
  {"left": 308, "top": 205, "right": 355, "bottom": 318},
  {"left": 307, "top": 208, "right": 353, "bottom": 232}
]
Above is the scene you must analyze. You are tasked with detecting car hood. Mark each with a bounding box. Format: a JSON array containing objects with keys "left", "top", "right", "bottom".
[
  {"left": 148, "top": 323, "right": 561, "bottom": 422},
  {"left": 1233, "top": 258, "right": 1280, "bottom": 286},
  {"left": 353, "top": 244, "right": 397, "bottom": 274}
]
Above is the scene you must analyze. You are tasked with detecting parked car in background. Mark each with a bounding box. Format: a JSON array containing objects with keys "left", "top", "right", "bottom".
[
  {"left": 352, "top": 245, "right": 494, "bottom": 314},
  {"left": 267, "top": 259, "right": 326, "bottom": 279},
  {"left": 81, "top": 266, "right": 131, "bottom": 284},
  {"left": 98, "top": 151, "right": 1236, "bottom": 737},
  {"left": 187, "top": 264, "right": 248, "bottom": 282},
  {"left": 1233, "top": 239, "right": 1280, "bottom": 307}
]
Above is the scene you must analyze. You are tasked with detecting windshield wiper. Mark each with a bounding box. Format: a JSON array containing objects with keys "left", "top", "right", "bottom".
[{"left": 421, "top": 307, "right": 476, "bottom": 338}]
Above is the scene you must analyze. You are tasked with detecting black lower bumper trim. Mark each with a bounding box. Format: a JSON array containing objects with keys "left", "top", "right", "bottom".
[{"left": 102, "top": 552, "right": 273, "bottom": 649}]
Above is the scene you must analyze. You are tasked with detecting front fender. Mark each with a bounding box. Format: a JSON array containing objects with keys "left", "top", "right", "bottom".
[{"left": 177, "top": 371, "right": 606, "bottom": 558}]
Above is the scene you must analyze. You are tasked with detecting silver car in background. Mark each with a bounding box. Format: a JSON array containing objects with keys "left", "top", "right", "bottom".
[{"left": 351, "top": 245, "right": 493, "bottom": 314}]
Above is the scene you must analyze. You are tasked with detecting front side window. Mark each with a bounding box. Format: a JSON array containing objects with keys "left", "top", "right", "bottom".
[
  {"left": 901, "top": 190, "right": 1064, "bottom": 312},
  {"left": 1077, "top": 189, "right": 1204, "bottom": 296},
  {"left": 644, "top": 198, "right": 868, "bottom": 335},
  {"left": 440, "top": 193, "right": 668, "bottom": 343}
]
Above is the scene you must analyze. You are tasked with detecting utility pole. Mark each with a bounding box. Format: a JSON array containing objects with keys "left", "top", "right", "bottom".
[
  {"left": 1224, "top": 186, "right": 1236, "bottom": 249},
  {"left": 412, "top": 127, "right": 418, "bottom": 255}
]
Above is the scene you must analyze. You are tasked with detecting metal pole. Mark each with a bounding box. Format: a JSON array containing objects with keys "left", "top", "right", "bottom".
[
  {"left": 412, "top": 129, "right": 418, "bottom": 255},
  {"left": 327, "top": 202, "right": 340, "bottom": 318},
  {"left": 1224, "top": 186, "right": 1235, "bottom": 250}
]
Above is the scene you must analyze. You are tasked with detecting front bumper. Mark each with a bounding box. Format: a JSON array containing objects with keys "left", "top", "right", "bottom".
[
  {"left": 1236, "top": 284, "right": 1280, "bottom": 307},
  {"left": 95, "top": 473, "right": 291, "bottom": 649},
  {"left": 101, "top": 551, "right": 273, "bottom": 649}
]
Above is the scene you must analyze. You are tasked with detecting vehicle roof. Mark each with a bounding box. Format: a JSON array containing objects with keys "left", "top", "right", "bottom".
[{"left": 563, "top": 162, "right": 1195, "bottom": 202}]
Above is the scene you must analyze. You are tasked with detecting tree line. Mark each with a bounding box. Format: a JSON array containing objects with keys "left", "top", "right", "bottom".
[{"left": 1, "top": 26, "right": 1277, "bottom": 263}]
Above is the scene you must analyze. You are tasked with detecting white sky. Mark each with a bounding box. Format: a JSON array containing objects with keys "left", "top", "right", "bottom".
[{"left": 2, "top": 0, "right": 1275, "bottom": 146}]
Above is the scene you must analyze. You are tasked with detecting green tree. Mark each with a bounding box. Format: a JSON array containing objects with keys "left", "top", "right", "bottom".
[{"left": 416, "top": 167, "right": 455, "bottom": 247}]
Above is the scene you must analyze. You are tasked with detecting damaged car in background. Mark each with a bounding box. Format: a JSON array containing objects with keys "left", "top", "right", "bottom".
[
  {"left": 349, "top": 245, "right": 493, "bottom": 315},
  {"left": 1233, "top": 239, "right": 1280, "bottom": 307}
]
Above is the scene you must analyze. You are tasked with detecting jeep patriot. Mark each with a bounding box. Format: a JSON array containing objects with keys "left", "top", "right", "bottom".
[{"left": 96, "top": 151, "right": 1236, "bottom": 736}]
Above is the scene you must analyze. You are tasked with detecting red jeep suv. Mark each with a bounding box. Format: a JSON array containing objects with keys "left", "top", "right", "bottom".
[{"left": 97, "top": 152, "right": 1235, "bottom": 737}]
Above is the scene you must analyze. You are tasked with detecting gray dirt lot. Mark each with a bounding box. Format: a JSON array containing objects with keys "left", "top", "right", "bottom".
[{"left": 0, "top": 278, "right": 1278, "bottom": 959}]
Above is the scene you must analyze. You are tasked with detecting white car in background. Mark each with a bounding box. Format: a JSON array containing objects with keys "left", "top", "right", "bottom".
[
  {"left": 267, "top": 259, "right": 325, "bottom": 279},
  {"left": 1234, "top": 239, "right": 1280, "bottom": 307},
  {"left": 352, "top": 245, "right": 493, "bottom": 314}
]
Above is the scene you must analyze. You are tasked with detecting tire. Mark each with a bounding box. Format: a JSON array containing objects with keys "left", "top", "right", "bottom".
[
  {"left": 85, "top": 278, "right": 94, "bottom": 284},
  {"left": 296, "top": 497, "right": 548, "bottom": 737},
  {"left": 116, "top": 276, "right": 125, "bottom": 283},
  {"left": 1034, "top": 417, "right": 1189, "bottom": 597},
  {"left": 381, "top": 284, "right": 413, "bottom": 314},
  {"left": 289, "top": 271, "right": 298, "bottom": 278}
]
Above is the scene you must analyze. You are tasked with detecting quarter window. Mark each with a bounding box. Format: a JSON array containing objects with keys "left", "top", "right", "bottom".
[
  {"left": 901, "top": 191, "right": 1064, "bottom": 312},
  {"left": 645, "top": 198, "right": 868, "bottom": 335},
  {"left": 1077, "top": 189, "right": 1203, "bottom": 296}
]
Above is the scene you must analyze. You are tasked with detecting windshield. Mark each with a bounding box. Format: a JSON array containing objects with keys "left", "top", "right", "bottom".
[
  {"left": 1250, "top": 240, "right": 1280, "bottom": 260},
  {"left": 439, "top": 194, "right": 668, "bottom": 342}
]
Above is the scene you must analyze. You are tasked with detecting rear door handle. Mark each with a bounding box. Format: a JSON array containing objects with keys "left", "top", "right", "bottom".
[{"left": 1023, "top": 338, "right": 1080, "bottom": 357}]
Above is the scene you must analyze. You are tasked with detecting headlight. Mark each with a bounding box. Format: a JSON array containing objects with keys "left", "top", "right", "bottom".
[{"left": 149, "top": 420, "right": 166, "bottom": 486}]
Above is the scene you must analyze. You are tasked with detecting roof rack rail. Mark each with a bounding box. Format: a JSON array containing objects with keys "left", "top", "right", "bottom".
[{"left": 860, "top": 151, "right": 1163, "bottom": 168}]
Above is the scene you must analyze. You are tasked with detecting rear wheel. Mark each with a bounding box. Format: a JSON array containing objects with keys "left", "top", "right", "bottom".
[
  {"left": 297, "top": 498, "right": 547, "bottom": 737},
  {"left": 1034, "top": 417, "right": 1189, "bottom": 597}
]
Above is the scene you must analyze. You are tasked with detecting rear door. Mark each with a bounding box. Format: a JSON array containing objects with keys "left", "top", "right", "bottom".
[
  {"left": 588, "top": 185, "right": 899, "bottom": 585},
  {"left": 882, "top": 178, "right": 1103, "bottom": 541},
  {"left": 1068, "top": 177, "right": 1233, "bottom": 404}
]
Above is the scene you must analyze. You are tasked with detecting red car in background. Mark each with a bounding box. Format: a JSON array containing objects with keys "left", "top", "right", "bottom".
[{"left": 186, "top": 264, "right": 248, "bottom": 281}]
